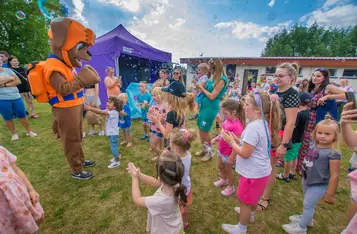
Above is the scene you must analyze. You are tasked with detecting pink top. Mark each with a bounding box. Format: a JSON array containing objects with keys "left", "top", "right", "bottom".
[
  {"left": 218, "top": 119, "right": 244, "bottom": 156},
  {"left": 150, "top": 103, "right": 167, "bottom": 133}
]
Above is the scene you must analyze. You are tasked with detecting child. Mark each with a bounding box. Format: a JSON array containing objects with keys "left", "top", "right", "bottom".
[
  {"left": 228, "top": 81, "right": 242, "bottom": 102},
  {"left": 212, "top": 99, "right": 245, "bottom": 197},
  {"left": 148, "top": 89, "right": 167, "bottom": 157},
  {"left": 277, "top": 92, "right": 311, "bottom": 182},
  {"left": 127, "top": 152, "right": 186, "bottom": 234},
  {"left": 136, "top": 81, "right": 152, "bottom": 140},
  {"left": 282, "top": 115, "right": 341, "bottom": 234},
  {"left": 221, "top": 90, "right": 281, "bottom": 234},
  {"left": 148, "top": 81, "right": 195, "bottom": 148},
  {"left": 118, "top": 93, "right": 132, "bottom": 147},
  {"left": 85, "top": 97, "right": 123, "bottom": 168},
  {"left": 189, "top": 64, "right": 209, "bottom": 120},
  {"left": 0, "top": 146, "right": 44, "bottom": 233}
]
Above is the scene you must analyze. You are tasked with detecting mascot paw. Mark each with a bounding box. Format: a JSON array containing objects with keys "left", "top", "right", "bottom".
[{"left": 77, "top": 66, "right": 101, "bottom": 86}]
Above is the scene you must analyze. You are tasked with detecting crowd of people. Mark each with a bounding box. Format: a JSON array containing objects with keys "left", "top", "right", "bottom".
[{"left": 1, "top": 52, "right": 357, "bottom": 234}]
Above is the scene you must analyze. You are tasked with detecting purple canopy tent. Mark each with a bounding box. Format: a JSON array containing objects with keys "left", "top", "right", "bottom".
[{"left": 84, "top": 24, "right": 171, "bottom": 109}]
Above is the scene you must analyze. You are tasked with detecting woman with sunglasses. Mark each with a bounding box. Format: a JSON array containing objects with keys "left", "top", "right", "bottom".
[
  {"left": 297, "top": 68, "right": 345, "bottom": 171},
  {"left": 194, "top": 58, "right": 228, "bottom": 162},
  {"left": 171, "top": 69, "right": 184, "bottom": 84}
]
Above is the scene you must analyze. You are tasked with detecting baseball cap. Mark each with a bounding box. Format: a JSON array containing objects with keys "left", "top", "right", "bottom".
[
  {"left": 299, "top": 92, "right": 312, "bottom": 104},
  {"left": 161, "top": 81, "right": 186, "bottom": 98}
]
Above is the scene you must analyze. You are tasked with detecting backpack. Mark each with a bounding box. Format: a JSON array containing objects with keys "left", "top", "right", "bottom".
[{"left": 27, "top": 61, "right": 49, "bottom": 103}]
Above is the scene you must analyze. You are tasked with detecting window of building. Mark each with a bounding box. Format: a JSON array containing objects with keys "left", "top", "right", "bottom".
[
  {"left": 226, "top": 64, "right": 236, "bottom": 78},
  {"left": 299, "top": 68, "right": 303, "bottom": 76},
  {"left": 265, "top": 66, "right": 276, "bottom": 74},
  {"left": 343, "top": 69, "right": 357, "bottom": 78},
  {"left": 328, "top": 69, "right": 337, "bottom": 77}
]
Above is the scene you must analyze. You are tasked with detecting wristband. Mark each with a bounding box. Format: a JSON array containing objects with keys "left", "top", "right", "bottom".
[{"left": 229, "top": 140, "right": 235, "bottom": 147}]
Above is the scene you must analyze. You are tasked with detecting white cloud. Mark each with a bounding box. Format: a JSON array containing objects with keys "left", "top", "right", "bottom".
[
  {"left": 268, "top": 0, "right": 276, "bottom": 7},
  {"left": 72, "top": 0, "right": 87, "bottom": 23},
  {"left": 97, "top": 0, "right": 141, "bottom": 12},
  {"left": 300, "top": 4, "right": 357, "bottom": 28},
  {"left": 169, "top": 18, "right": 186, "bottom": 29},
  {"left": 322, "top": 0, "right": 351, "bottom": 9},
  {"left": 215, "top": 20, "right": 292, "bottom": 41}
]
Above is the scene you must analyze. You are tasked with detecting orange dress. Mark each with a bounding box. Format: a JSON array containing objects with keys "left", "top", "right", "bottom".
[{"left": 105, "top": 76, "right": 121, "bottom": 96}]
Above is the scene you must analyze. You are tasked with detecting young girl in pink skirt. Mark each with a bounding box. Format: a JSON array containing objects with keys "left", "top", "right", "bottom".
[
  {"left": 221, "top": 90, "right": 281, "bottom": 234},
  {"left": 0, "top": 146, "right": 44, "bottom": 233}
]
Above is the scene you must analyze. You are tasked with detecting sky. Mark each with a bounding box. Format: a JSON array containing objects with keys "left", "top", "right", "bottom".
[{"left": 60, "top": 0, "right": 357, "bottom": 63}]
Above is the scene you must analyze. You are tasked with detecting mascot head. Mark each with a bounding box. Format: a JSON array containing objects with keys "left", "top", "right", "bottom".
[{"left": 48, "top": 17, "right": 95, "bottom": 68}]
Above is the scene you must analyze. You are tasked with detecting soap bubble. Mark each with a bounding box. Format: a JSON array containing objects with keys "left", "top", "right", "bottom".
[
  {"left": 15, "top": 11, "right": 26, "bottom": 20},
  {"left": 24, "top": 0, "right": 33, "bottom": 4},
  {"left": 38, "top": 0, "right": 58, "bottom": 19},
  {"left": 267, "top": 9, "right": 276, "bottom": 21},
  {"left": 213, "top": 15, "right": 218, "bottom": 19}
]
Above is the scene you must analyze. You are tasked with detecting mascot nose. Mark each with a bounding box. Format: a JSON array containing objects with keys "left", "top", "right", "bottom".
[{"left": 87, "top": 50, "right": 92, "bottom": 57}]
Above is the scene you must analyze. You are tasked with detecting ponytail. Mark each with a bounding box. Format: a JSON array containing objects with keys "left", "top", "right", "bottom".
[
  {"left": 186, "top": 92, "right": 196, "bottom": 112},
  {"left": 174, "top": 183, "right": 187, "bottom": 206},
  {"left": 237, "top": 100, "right": 246, "bottom": 128}
]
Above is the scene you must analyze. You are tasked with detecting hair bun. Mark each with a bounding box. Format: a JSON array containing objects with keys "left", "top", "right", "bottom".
[
  {"left": 291, "top": 62, "right": 300, "bottom": 72},
  {"left": 324, "top": 113, "right": 332, "bottom": 120}
]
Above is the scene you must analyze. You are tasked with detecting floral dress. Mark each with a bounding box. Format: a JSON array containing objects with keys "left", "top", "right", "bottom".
[{"left": 0, "top": 146, "right": 44, "bottom": 234}]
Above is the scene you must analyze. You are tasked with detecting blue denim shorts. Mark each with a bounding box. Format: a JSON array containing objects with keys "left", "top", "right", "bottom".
[{"left": 0, "top": 98, "right": 27, "bottom": 121}]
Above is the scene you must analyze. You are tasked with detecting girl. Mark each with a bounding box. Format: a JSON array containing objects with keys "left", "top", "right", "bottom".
[
  {"left": 84, "top": 97, "right": 123, "bottom": 168},
  {"left": 153, "top": 69, "right": 170, "bottom": 88},
  {"left": 248, "top": 82, "right": 256, "bottom": 93},
  {"left": 212, "top": 99, "right": 245, "bottom": 197},
  {"left": 0, "top": 146, "right": 44, "bottom": 233},
  {"left": 148, "top": 81, "right": 195, "bottom": 148},
  {"left": 127, "top": 152, "right": 186, "bottom": 234},
  {"left": 149, "top": 89, "right": 167, "bottom": 157},
  {"left": 282, "top": 115, "right": 341, "bottom": 234},
  {"left": 118, "top": 93, "right": 132, "bottom": 147},
  {"left": 298, "top": 68, "right": 345, "bottom": 171},
  {"left": 195, "top": 58, "right": 228, "bottom": 162},
  {"left": 228, "top": 81, "right": 241, "bottom": 101},
  {"left": 221, "top": 90, "right": 281, "bottom": 234}
]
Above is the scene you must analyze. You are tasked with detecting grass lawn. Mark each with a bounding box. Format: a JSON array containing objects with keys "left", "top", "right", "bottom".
[{"left": 0, "top": 102, "right": 354, "bottom": 233}]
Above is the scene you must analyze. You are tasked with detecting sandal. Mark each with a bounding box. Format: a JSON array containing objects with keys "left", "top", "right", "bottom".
[
  {"left": 257, "top": 198, "right": 270, "bottom": 211},
  {"left": 289, "top": 173, "right": 297, "bottom": 180},
  {"left": 30, "top": 114, "right": 39, "bottom": 119},
  {"left": 184, "top": 223, "right": 189, "bottom": 229},
  {"left": 276, "top": 172, "right": 290, "bottom": 183}
]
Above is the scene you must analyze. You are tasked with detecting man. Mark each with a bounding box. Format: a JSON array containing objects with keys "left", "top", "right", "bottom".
[{"left": 0, "top": 51, "right": 9, "bottom": 67}]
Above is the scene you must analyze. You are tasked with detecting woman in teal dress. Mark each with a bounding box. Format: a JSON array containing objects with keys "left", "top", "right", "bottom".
[{"left": 195, "top": 58, "right": 228, "bottom": 162}]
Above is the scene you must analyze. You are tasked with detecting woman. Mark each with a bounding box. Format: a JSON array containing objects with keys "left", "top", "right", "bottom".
[
  {"left": 298, "top": 78, "right": 309, "bottom": 93},
  {"left": 152, "top": 69, "right": 170, "bottom": 88},
  {"left": 8, "top": 56, "right": 39, "bottom": 118},
  {"left": 195, "top": 58, "right": 228, "bottom": 162},
  {"left": 171, "top": 69, "right": 184, "bottom": 84},
  {"left": 297, "top": 68, "right": 345, "bottom": 170},
  {"left": 337, "top": 79, "right": 354, "bottom": 120},
  {"left": 104, "top": 66, "right": 121, "bottom": 97},
  {"left": 84, "top": 83, "right": 104, "bottom": 136},
  {"left": 257, "top": 63, "right": 300, "bottom": 211},
  {"left": 0, "top": 59, "right": 37, "bottom": 140}
]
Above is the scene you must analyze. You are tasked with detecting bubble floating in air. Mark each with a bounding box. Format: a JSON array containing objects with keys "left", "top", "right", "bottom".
[
  {"left": 267, "top": 9, "right": 276, "bottom": 21},
  {"left": 38, "top": 0, "right": 57, "bottom": 19},
  {"left": 213, "top": 15, "right": 218, "bottom": 19},
  {"left": 24, "top": 0, "right": 33, "bottom": 4},
  {"left": 15, "top": 11, "right": 26, "bottom": 20}
]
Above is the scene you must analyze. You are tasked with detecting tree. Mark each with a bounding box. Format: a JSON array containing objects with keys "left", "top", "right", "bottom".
[
  {"left": 0, "top": 0, "right": 68, "bottom": 65},
  {"left": 262, "top": 23, "right": 357, "bottom": 57}
]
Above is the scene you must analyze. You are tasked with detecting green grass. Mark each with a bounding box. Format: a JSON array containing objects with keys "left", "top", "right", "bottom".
[{"left": 0, "top": 102, "right": 353, "bottom": 233}]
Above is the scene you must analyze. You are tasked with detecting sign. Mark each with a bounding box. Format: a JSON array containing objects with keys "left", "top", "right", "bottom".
[{"left": 123, "top": 46, "right": 133, "bottom": 54}]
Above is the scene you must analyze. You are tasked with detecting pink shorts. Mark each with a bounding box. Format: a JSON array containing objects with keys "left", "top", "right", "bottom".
[{"left": 237, "top": 175, "right": 270, "bottom": 205}]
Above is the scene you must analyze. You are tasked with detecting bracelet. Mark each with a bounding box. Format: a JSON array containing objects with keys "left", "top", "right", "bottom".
[{"left": 229, "top": 140, "right": 235, "bottom": 147}]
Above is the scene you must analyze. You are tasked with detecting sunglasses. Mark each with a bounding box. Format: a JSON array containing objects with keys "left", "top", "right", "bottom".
[{"left": 173, "top": 72, "right": 179, "bottom": 75}]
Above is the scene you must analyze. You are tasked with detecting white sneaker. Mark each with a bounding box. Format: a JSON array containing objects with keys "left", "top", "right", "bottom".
[
  {"left": 26, "top": 131, "right": 37, "bottom": 137},
  {"left": 110, "top": 158, "right": 115, "bottom": 163},
  {"left": 222, "top": 223, "right": 246, "bottom": 234},
  {"left": 83, "top": 132, "right": 86, "bottom": 138},
  {"left": 11, "top": 134, "right": 19, "bottom": 141},
  {"left": 282, "top": 222, "right": 307, "bottom": 234},
  {"left": 108, "top": 161, "right": 120, "bottom": 168},
  {"left": 289, "top": 215, "right": 313, "bottom": 227},
  {"left": 98, "top": 130, "right": 105, "bottom": 136},
  {"left": 88, "top": 130, "right": 97, "bottom": 136},
  {"left": 234, "top": 207, "right": 254, "bottom": 223}
]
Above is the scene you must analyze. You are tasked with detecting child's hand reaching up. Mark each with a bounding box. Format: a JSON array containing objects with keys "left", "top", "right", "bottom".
[{"left": 127, "top": 163, "right": 140, "bottom": 178}]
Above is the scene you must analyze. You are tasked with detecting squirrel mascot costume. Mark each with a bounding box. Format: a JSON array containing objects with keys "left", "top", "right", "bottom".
[{"left": 44, "top": 17, "right": 100, "bottom": 180}]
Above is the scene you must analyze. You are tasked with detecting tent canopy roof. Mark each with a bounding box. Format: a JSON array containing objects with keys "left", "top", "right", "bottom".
[{"left": 91, "top": 24, "right": 171, "bottom": 63}]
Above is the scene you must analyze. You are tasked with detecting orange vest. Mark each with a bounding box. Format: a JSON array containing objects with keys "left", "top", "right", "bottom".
[{"left": 44, "top": 57, "right": 84, "bottom": 108}]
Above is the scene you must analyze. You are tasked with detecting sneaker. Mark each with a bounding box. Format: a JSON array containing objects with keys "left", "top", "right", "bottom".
[
  {"left": 282, "top": 222, "right": 307, "bottom": 234},
  {"left": 83, "top": 132, "right": 86, "bottom": 138},
  {"left": 30, "top": 113, "right": 40, "bottom": 119},
  {"left": 88, "top": 130, "right": 97, "bottom": 136},
  {"left": 234, "top": 207, "right": 255, "bottom": 223},
  {"left": 108, "top": 161, "right": 120, "bottom": 168},
  {"left": 214, "top": 178, "right": 228, "bottom": 187},
  {"left": 141, "top": 135, "right": 148, "bottom": 140},
  {"left": 72, "top": 171, "right": 93, "bottom": 180},
  {"left": 26, "top": 131, "right": 37, "bottom": 137},
  {"left": 201, "top": 153, "right": 212, "bottom": 162},
  {"left": 11, "top": 134, "right": 19, "bottom": 141},
  {"left": 195, "top": 150, "right": 206, "bottom": 157},
  {"left": 110, "top": 157, "right": 115, "bottom": 163},
  {"left": 289, "top": 215, "right": 313, "bottom": 227},
  {"left": 98, "top": 130, "right": 105, "bottom": 136},
  {"left": 82, "top": 160, "right": 96, "bottom": 168},
  {"left": 152, "top": 156, "right": 158, "bottom": 161},
  {"left": 222, "top": 224, "right": 246, "bottom": 234},
  {"left": 221, "top": 185, "right": 235, "bottom": 197}
]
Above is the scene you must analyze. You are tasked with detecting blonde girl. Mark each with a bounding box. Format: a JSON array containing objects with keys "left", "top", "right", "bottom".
[
  {"left": 221, "top": 90, "right": 281, "bottom": 234},
  {"left": 127, "top": 152, "right": 186, "bottom": 234},
  {"left": 212, "top": 99, "right": 245, "bottom": 197},
  {"left": 282, "top": 115, "right": 341, "bottom": 233}
]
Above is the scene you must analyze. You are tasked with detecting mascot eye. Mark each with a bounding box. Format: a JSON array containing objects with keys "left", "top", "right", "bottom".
[{"left": 76, "top": 43, "right": 87, "bottom": 51}]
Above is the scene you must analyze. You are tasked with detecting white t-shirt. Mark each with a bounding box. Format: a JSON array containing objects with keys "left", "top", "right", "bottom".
[
  {"left": 181, "top": 152, "right": 192, "bottom": 195},
  {"left": 235, "top": 119, "right": 272, "bottom": 179},
  {"left": 105, "top": 110, "right": 119, "bottom": 136},
  {"left": 228, "top": 87, "right": 241, "bottom": 101},
  {"left": 145, "top": 187, "right": 184, "bottom": 234},
  {"left": 260, "top": 82, "right": 270, "bottom": 93}
]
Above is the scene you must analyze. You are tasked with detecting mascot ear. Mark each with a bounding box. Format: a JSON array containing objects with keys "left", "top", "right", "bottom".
[{"left": 49, "top": 18, "right": 72, "bottom": 49}]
